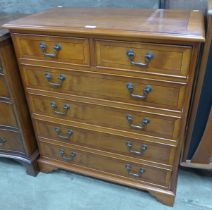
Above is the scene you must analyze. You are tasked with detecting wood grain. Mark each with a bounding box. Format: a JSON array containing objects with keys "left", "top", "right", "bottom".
[
  {"left": 21, "top": 65, "right": 187, "bottom": 111},
  {"left": 34, "top": 119, "right": 176, "bottom": 166},
  {"left": 13, "top": 34, "right": 90, "bottom": 66},
  {"left": 39, "top": 139, "right": 172, "bottom": 187},
  {"left": 182, "top": 1, "right": 212, "bottom": 165},
  {"left": 95, "top": 40, "right": 192, "bottom": 77},
  {"left": 191, "top": 110, "right": 212, "bottom": 163},
  {"left": 6, "top": 8, "right": 205, "bottom": 205},
  {"left": 3, "top": 8, "right": 205, "bottom": 42},
  {"left": 0, "top": 127, "right": 24, "bottom": 153},
  {"left": 28, "top": 93, "right": 181, "bottom": 140},
  {"left": 0, "top": 16, "right": 38, "bottom": 176}
]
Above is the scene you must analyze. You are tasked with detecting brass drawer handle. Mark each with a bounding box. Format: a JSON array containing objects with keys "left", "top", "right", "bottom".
[
  {"left": 126, "top": 141, "right": 148, "bottom": 155},
  {"left": 126, "top": 114, "right": 150, "bottom": 130},
  {"left": 50, "top": 101, "right": 70, "bottom": 115},
  {"left": 59, "top": 149, "right": 77, "bottom": 161},
  {"left": 55, "top": 127, "right": 73, "bottom": 140},
  {"left": 125, "top": 164, "right": 145, "bottom": 177},
  {"left": 39, "top": 42, "right": 61, "bottom": 58},
  {"left": 127, "top": 50, "right": 154, "bottom": 67},
  {"left": 0, "top": 137, "right": 6, "bottom": 146},
  {"left": 126, "top": 83, "right": 152, "bottom": 100},
  {"left": 44, "top": 72, "right": 66, "bottom": 88}
]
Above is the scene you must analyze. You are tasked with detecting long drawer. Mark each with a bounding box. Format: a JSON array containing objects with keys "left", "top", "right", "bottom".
[
  {"left": 35, "top": 119, "right": 176, "bottom": 165},
  {"left": 29, "top": 93, "right": 181, "bottom": 139},
  {"left": 13, "top": 34, "right": 90, "bottom": 66},
  {"left": 0, "top": 101, "right": 17, "bottom": 127},
  {"left": 22, "top": 65, "right": 186, "bottom": 111},
  {"left": 0, "top": 128, "right": 24, "bottom": 153},
  {"left": 95, "top": 40, "right": 191, "bottom": 77},
  {"left": 39, "top": 140, "right": 172, "bottom": 187}
]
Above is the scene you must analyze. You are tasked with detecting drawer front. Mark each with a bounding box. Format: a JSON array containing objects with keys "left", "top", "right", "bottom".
[
  {"left": 0, "top": 74, "right": 10, "bottom": 98},
  {"left": 22, "top": 66, "right": 186, "bottom": 110},
  {"left": 0, "top": 101, "right": 17, "bottom": 127},
  {"left": 0, "top": 128, "right": 24, "bottom": 153},
  {"left": 13, "top": 34, "right": 90, "bottom": 66},
  {"left": 35, "top": 120, "right": 176, "bottom": 165},
  {"left": 95, "top": 40, "right": 191, "bottom": 77},
  {"left": 29, "top": 94, "right": 181, "bottom": 139},
  {"left": 39, "top": 140, "right": 172, "bottom": 187}
]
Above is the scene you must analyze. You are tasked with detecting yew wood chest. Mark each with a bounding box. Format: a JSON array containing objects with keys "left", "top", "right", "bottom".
[
  {"left": 4, "top": 8, "right": 205, "bottom": 205},
  {"left": 0, "top": 15, "right": 38, "bottom": 175}
]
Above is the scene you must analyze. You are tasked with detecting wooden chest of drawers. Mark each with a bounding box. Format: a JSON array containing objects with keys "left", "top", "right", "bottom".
[
  {"left": 0, "top": 16, "right": 38, "bottom": 175},
  {"left": 4, "top": 8, "right": 205, "bottom": 205}
]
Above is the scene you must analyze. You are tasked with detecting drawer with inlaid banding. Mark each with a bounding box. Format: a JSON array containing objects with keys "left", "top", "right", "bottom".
[
  {"left": 0, "top": 100, "right": 17, "bottom": 127},
  {"left": 39, "top": 140, "right": 172, "bottom": 188},
  {"left": 21, "top": 65, "right": 186, "bottom": 111},
  {"left": 12, "top": 34, "right": 90, "bottom": 66},
  {"left": 29, "top": 93, "right": 181, "bottom": 139},
  {"left": 34, "top": 119, "right": 176, "bottom": 165},
  {"left": 4, "top": 7, "right": 204, "bottom": 206},
  {"left": 0, "top": 128, "right": 24, "bottom": 153},
  {"left": 95, "top": 40, "right": 192, "bottom": 77}
]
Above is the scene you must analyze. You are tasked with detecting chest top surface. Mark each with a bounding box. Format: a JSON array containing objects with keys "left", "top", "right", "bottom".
[{"left": 3, "top": 8, "right": 205, "bottom": 42}]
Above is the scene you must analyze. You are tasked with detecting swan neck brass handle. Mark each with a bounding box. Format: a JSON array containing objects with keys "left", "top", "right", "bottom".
[
  {"left": 39, "top": 42, "right": 61, "bottom": 58},
  {"left": 59, "top": 149, "right": 77, "bottom": 161},
  {"left": 126, "top": 141, "right": 148, "bottom": 155},
  {"left": 126, "top": 114, "right": 150, "bottom": 130},
  {"left": 127, "top": 83, "right": 152, "bottom": 100},
  {"left": 127, "top": 50, "right": 154, "bottom": 67},
  {"left": 0, "top": 137, "right": 6, "bottom": 146},
  {"left": 55, "top": 127, "right": 73, "bottom": 140},
  {"left": 44, "top": 72, "right": 66, "bottom": 88},
  {"left": 51, "top": 101, "right": 70, "bottom": 115},
  {"left": 125, "top": 164, "right": 145, "bottom": 177}
]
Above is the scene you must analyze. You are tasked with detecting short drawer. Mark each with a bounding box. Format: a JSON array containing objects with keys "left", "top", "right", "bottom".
[
  {"left": 22, "top": 66, "right": 186, "bottom": 111},
  {"left": 0, "top": 128, "right": 24, "bottom": 153},
  {"left": 13, "top": 34, "right": 90, "bottom": 66},
  {"left": 95, "top": 40, "right": 191, "bottom": 77},
  {"left": 35, "top": 120, "right": 176, "bottom": 165},
  {"left": 0, "top": 73, "right": 10, "bottom": 99},
  {"left": 29, "top": 94, "right": 181, "bottom": 139},
  {"left": 0, "top": 101, "right": 17, "bottom": 127},
  {"left": 39, "top": 140, "right": 172, "bottom": 187}
]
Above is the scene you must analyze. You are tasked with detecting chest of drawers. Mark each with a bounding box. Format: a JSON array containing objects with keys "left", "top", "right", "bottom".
[
  {"left": 4, "top": 8, "right": 205, "bottom": 205},
  {"left": 0, "top": 16, "right": 38, "bottom": 175}
]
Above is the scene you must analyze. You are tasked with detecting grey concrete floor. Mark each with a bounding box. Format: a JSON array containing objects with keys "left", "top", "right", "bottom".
[{"left": 0, "top": 158, "right": 211, "bottom": 210}]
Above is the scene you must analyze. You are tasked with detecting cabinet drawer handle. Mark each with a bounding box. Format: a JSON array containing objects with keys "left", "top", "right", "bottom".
[
  {"left": 126, "top": 83, "right": 152, "bottom": 100},
  {"left": 126, "top": 114, "right": 150, "bottom": 130},
  {"left": 39, "top": 42, "right": 61, "bottom": 58},
  {"left": 126, "top": 141, "right": 148, "bottom": 155},
  {"left": 50, "top": 101, "right": 70, "bottom": 115},
  {"left": 59, "top": 149, "right": 77, "bottom": 161},
  {"left": 55, "top": 127, "right": 73, "bottom": 140},
  {"left": 125, "top": 164, "right": 145, "bottom": 177},
  {"left": 44, "top": 72, "right": 66, "bottom": 88},
  {"left": 0, "top": 137, "right": 6, "bottom": 146},
  {"left": 127, "top": 50, "right": 154, "bottom": 67}
]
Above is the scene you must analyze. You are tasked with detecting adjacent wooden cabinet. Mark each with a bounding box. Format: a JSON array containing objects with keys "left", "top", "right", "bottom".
[
  {"left": 181, "top": 0, "right": 212, "bottom": 169},
  {"left": 4, "top": 8, "right": 205, "bottom": 205},
  {"left": 0, "top": 17, "right": 38, "bottom": 175}
]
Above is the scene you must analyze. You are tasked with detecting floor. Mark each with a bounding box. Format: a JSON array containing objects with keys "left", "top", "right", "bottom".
[{"left": 0, "top": 158, "right": 211, "bottom": 210}]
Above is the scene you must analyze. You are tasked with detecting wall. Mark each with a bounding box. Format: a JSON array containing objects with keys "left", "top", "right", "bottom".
[
  {"left": 166, "top": 0, "right": 208, "bottom": 12},
  {"left": 0, "top": 0, "right": 159, "bottom": 14}
]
